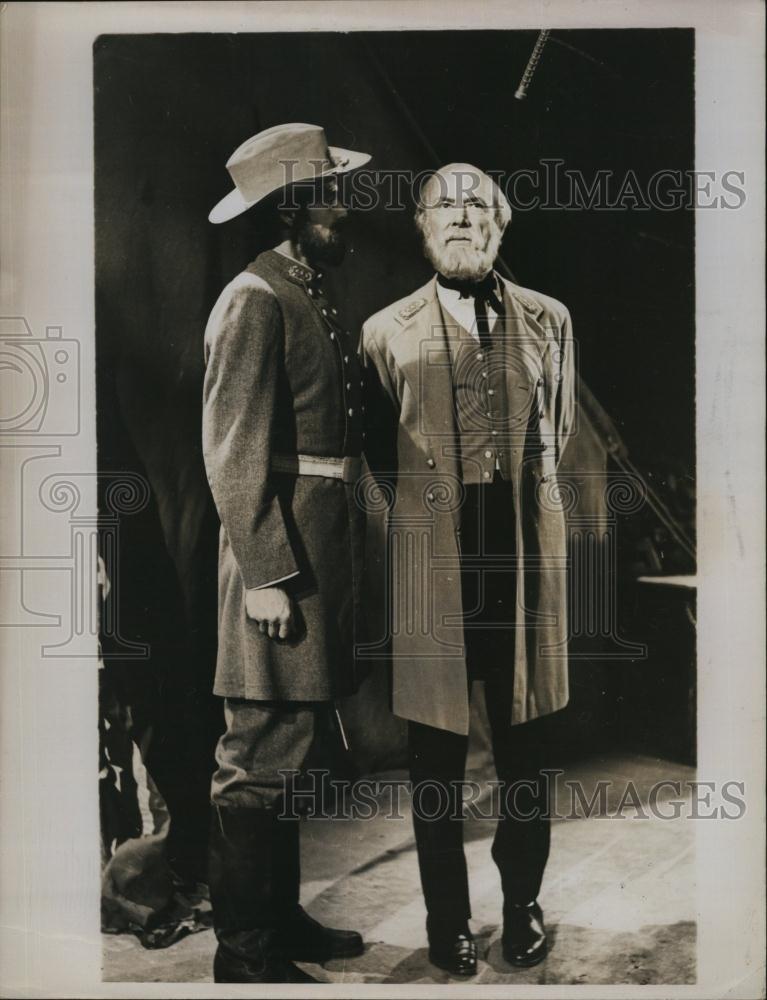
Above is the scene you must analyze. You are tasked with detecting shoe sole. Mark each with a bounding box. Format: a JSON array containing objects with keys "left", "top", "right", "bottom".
[
  {"left": 428, "top": 950, "right": 478, "bottom": 977},
  {"left": 502, "top": 945, "right": 548, "bottom": 968},
  {"left": 282, "top": 943, "right": 366, "bottom": 964}
]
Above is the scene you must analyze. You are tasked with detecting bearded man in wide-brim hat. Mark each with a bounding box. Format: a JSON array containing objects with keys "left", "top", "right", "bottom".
[
  {"left": 361, "top": 163, "right": 575, "bottom": 976},
  {"left": 202, "top": 123, "right": 370, "bottom": 984}
]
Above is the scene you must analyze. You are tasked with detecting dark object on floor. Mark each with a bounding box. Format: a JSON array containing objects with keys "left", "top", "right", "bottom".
[{"left": 101, "top": 833, "right": 212, "bottom": 949}]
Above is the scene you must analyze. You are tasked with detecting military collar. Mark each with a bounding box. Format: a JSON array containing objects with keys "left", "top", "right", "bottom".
[{"left": 266, "top": 248, "right": 320, "bottom": 287}]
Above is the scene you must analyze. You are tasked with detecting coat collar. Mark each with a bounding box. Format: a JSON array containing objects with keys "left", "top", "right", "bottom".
[
  {"left": 392, "top": 272, "right": 547, "bottom": 320},
  {"left": 253, "top": 248, "right": 318, "bottom": 287},
  {"left": 389, "top": 272, "right": 549, "bottom": 365}
]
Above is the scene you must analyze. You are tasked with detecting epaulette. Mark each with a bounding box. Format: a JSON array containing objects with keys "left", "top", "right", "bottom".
[{"left": 397, "top": 298, "right": 427, "bottom": 323}]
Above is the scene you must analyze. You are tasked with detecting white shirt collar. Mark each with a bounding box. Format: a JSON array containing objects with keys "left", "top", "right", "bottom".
[{"left": 435, "top": 276, "right": 500, "bottom": 339}]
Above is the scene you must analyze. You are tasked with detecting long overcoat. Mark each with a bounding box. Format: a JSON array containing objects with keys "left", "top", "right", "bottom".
[
  {"left": 361, "top": 274, "right": 576, "bottom": 734},
  {"left": 202, "top": 250, "right": 365, "bottom": 701}
]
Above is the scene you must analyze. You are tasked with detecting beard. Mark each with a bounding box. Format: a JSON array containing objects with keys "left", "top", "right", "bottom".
[
  {"left": 296, "top": 220, "right": 347, "bottom": 266},
  {"left": 421, "top": 221, "right": 503, "bottom": 281}
]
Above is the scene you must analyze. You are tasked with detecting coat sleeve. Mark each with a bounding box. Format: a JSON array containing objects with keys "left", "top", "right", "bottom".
[
  {"left": 555, "top": 306, "right": 576, "bottom": 467},
  {"left": 360, "top": 321, "right": 400, "bottom": 490},
  {"left": 202, "top": 275, "right": 299, "bottom": 591}
]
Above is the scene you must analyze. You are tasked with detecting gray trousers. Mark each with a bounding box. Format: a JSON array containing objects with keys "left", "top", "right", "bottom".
[{"left": 211, "top": 698, "right": 334, "bottom": 809}]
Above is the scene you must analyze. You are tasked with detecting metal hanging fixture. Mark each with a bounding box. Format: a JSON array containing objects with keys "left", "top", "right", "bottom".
[{"left": 515, "top": 29, "right": 551, "bottom": 100}]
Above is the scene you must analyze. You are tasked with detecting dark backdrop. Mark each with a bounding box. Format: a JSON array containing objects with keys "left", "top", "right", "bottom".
[{"left": 95, "top": 29, "right": 695, "bottom": 878}]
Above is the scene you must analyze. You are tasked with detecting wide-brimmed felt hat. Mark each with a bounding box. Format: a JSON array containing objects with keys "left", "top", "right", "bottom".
[{"left": 209, "top": 122, "right": 371, "bottom": 224}]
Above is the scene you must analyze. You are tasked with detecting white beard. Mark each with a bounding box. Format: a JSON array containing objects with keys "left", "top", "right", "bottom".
[{"left": 422, "top": 222, "right": 503, "bottom": 281}]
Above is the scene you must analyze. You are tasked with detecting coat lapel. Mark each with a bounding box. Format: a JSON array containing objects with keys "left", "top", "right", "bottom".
[
  {"left": 387, "top": 277, "right": 461, "bottom": 520},
  {"left": 500, "top": 280, "right": 550, "bottom": 440},
  {"left": 388, "top": 277, "right": 456, "bottom": 444}
]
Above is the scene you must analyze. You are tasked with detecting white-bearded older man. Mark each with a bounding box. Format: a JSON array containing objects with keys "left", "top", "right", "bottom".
[{"left": 361, "top": 163, "right": 575, "bottom": 976}]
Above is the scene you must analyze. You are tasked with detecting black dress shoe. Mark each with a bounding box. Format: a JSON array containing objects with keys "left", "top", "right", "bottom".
[
  {"left": 427, "top": 921, "right": 478, "bottom": 976},
  {"left": 502, "top": 900, "right": 548, "bottom": 967},
  {"left": 213, "top": 943, "right": 317, "bottom": 983},
  {"left": 275, "top": 905, "right": 364, "bottom": 963}
]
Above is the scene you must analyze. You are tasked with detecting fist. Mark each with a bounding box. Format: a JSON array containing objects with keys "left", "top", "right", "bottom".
[{"left": 245, "top": 587, "right": 294, "bottom": 640}]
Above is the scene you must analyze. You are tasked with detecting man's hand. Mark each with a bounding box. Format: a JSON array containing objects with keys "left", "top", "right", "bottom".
[{"left": 245, "top": 587, "right": 294, "bottom": 639}]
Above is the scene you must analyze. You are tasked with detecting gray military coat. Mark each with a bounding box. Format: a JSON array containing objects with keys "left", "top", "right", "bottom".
[
  {"left": 203, "top": 250, "right": 365, "bottom": 701},
  {"left": 361, "top": 274, "right": 576, "bottom": 734}
]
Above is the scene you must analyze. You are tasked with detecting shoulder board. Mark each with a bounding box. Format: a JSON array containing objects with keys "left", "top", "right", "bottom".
[{"left": 397, "top": 298, "right": 427, "bottom": 323}]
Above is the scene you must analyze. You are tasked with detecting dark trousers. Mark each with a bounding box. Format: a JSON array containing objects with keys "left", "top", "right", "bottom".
[{"left": 408, "top": 478, "right": 552, "bottom": 925}]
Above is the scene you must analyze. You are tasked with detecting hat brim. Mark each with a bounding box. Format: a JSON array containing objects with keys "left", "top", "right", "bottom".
[{"left": 208, "top": 146, "right": 371, "bottom": 224}]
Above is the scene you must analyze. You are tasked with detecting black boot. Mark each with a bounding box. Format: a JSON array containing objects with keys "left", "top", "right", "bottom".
[
  {"left": 208, "top": 806, "right": 317, "bottom": 983},
  {"left": 271, "top": 815, "right": 364, "bottom": 963}
]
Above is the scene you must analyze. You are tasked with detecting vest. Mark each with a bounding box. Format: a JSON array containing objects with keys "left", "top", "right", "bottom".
[{"left": 439, "top": 299, "right": 525, "bottom": 485}]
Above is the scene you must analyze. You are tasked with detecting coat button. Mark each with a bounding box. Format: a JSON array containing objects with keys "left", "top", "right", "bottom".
[
  {"left": 348, "top": 408, "right": 354, "bottom": 416},
  {"left": 483, "top": 471, "right": 491, "bottom": 480},
  {"left": 332, "top": 307, "right": 338, "bottom": 315},
  {"left": 491, "top": 429, "right": 498, "bottom": 436},
  {"left": 330, "top": 332, "right": 335, "bottom": 340},
  {"left": 427, "top": 492, "right": 435, "bottom": 501},
  {"left": 484, "top": 450, "right": 492, "bottom": 458},
  {"left": 344, "top": 355, "right": 349, "bottom": 363},
  {"left": 488, "top": 389, "right": 495, "bottom": 396},
  {"left": 427, "top": 458, "right": 435, "bottom": 468},
  {"left": 476, "top": 353, "right": 484, "bottom": 361},
  {"left": 346, "top": 382, "right": 352, "bottom": 390}
]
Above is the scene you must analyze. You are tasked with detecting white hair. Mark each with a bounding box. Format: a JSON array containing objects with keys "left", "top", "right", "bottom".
[{"left": 414, "top": 165, "right": 512, "bottom": 235}]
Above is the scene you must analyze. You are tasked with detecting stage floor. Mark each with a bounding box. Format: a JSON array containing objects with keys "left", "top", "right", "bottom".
[{"left": 103, "top": 752, "right": 696, "bottom": 985}]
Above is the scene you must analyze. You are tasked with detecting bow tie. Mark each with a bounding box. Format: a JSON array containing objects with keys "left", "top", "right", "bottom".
[{"left": 437, "top": 272, "right": 502, "bottom": 310}]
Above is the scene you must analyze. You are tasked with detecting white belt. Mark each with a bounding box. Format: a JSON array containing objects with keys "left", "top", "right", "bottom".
[{"left": 271, "top": 453, "right": 362, "bottom": 484}]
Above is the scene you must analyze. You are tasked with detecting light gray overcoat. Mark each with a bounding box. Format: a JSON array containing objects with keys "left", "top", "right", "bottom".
[{"left": 361, "top": 274, "right": 576, "bottom": 734}]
